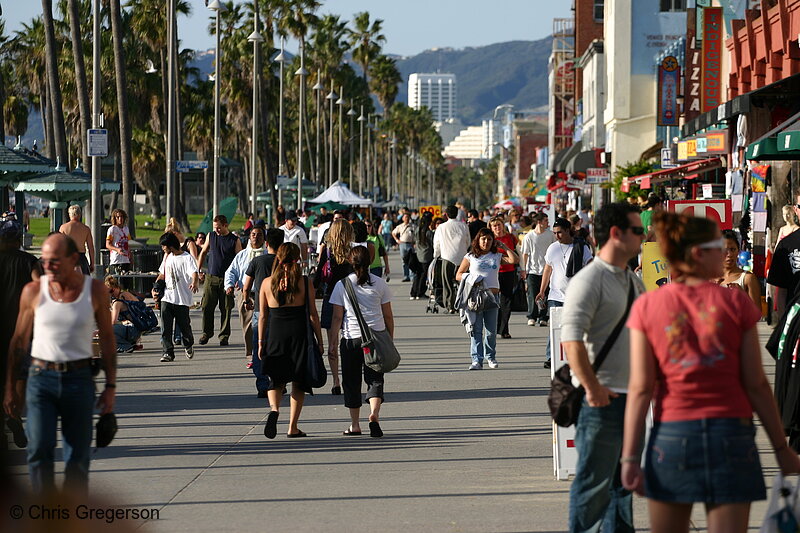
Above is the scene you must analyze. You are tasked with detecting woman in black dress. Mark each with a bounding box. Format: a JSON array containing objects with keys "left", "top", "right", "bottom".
[{"left": 258, "top": 243, "right": 324, "bottom": 439}]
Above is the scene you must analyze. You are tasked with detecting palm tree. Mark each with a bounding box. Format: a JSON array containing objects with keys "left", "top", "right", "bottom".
[
  {"left": 41, "top": 0, "right": 69, "bottom": 164},
  {"left": 368, "top": 54, "right": 401, "bottom": 113},
  {"left": 110, "top": 0, "right": 136, "bottom": 233},
  {"left": 66, "top": 0, "right": 91, "bottom": 166},
  {"left": 347, "top": 11, "right": 385, "bottom": 84}
]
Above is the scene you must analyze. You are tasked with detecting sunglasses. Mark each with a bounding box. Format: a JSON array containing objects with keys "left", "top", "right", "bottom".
[
  {"left": 628, "top": 226, "right": 645, "bottom": 235},
  {"left": 697, "top": 237, "right": 725, "bottom": 250}
]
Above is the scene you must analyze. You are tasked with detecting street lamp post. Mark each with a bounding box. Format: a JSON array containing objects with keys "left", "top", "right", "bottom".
[
  {"left": 347, "top": 106, "right": 356, "bottom": 189},
  {"left": 91, "top": 0, "right": 101, "bottom": 275},
  {"left": 312, "top": 73, "right": 323, "bottom": 185},
  {"left": 336, "top": 88, "right": 344, "bottom": 184},
  {"left": 357, "top": 106, "right": 365, "bottom": 196},
  {"left": 247, "top": 3, "right": 263, "bottom": 216},
  {"left": 295, "top": 45, "right": 308, "bottom": 210},
  {"left": 275, "top": 38, "right": 288, "bottom": 177},
  {"left": 166, "top": 0, "right": 176, "bottom": 223},
  {"left": 209, "top": 0, "right": 224, "bottom": 217},
  {"left": 326, "top": 84, "right": 337, "bottom": 187}
]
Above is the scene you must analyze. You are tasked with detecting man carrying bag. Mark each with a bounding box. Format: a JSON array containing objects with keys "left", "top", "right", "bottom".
[{"left": 557, "top": 203, "right": 645, "bottom": 533}]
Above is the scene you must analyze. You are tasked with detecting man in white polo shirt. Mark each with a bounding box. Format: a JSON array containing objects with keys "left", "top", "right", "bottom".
[{"left": 280, "top": 210, "right": 308, "bottom": 264}]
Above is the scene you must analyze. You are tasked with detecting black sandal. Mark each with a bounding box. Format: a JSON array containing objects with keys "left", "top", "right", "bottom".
[
  {"left": 264, "top": 411, "right": 278, "bottom": 439},
  {"left": 343, "top": 427, "right": 362, "bottom": 436},
  {"left": 369, "top": 420, "right": 383, "bottom": 438}
]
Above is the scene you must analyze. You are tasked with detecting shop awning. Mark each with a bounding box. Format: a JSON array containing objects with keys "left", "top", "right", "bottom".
[
  {"left": 745, "top": 109, "right": 800, "bottom": 161},
  {"left": 566, "top": 149, "right": 601, "bottom": 174},
  {"left": 631, "top": 157, "right": 723, "bottom": 185},
  {"left": 550, "top": 142, "right": 581, "bottom": 172}
]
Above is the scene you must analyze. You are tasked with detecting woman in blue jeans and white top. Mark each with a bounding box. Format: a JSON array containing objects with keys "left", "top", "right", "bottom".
[
  {"left": 456, "top": 227, "right": 518, "bottom": 370},
  {"left": 329, "top": 246, "right": 395, "bottom": 438}
]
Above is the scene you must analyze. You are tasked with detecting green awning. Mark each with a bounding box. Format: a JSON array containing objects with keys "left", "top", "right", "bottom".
[
  {"left": 778, "top": 130, "right": 800, "bottom": 152},
  {"left": 746, "top": 136, "right": 800, "bottom": 161}
]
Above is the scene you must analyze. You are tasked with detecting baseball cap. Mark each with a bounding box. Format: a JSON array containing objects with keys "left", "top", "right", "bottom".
[
  {"left": 0, "top": 219, "right": 22, "bottom": 239},
  {"left": 252, "top": 219, "right": 266, "bottom": 230},
  {"left": 286, "top": 210, "right": 299, "bottom": 221},
  {"left": 96, "top": 412, "right": 118, "bottom": 448}
]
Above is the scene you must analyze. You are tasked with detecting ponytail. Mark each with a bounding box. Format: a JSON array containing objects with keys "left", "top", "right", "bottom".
[
  {"left": 270, "top": 243, "right": 302, "bottom": 303},
  {"left": 653, "top": 211, "right": 717, "bottom": 277},
  {"left": 348, "top": 245, "right": 372, "bottom": 286}
]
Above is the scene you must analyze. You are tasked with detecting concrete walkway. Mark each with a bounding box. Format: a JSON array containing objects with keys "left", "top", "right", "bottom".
[{"left": 5, "top": 251, "right": 781, "bottom": 532}]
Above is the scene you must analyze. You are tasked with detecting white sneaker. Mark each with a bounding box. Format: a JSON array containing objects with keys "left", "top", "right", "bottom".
[
  {"left": 487, "top": 359, "right": 499, "bottom": 369},
  {"left": 468, "top": 362, "right": 483, "bottom": 370},
  {"left": 409, "top": 296, "right": 416, "bottom": 300},
  {"left": 185, "top": 346, "right": 194, "bottom": 359},
  {"left": 527, "top": 319, "right": 536, "bottom": 326}
]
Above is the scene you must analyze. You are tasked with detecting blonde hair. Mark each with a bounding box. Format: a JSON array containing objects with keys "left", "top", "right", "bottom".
[
  {"left": 104, "top": 275, "right": 121, "bottom": 292},
  {"left": 68, "top": 205, "right": 82, "bottom": 219},
  {"left": 166, "top": 217, "right": 182, "bottom": 234},
  {"left": 326, "top": 220, "right": 354, "bottom": 264},
  {"left": 783, "top": 205, "right": 798, "bottom": 226}
]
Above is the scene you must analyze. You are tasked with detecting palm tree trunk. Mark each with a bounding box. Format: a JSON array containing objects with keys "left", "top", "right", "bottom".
[
  {"left": 259, "top": 77, "right": 279, "bottom": 212},
  {"left": 42, "top": 0, "right": 68, "bottom": 166},
  {"left": 45, "top": 83, "right": 55, "bottom": 160},
  {"left": 67, "top": 0, "right": 91, "bottom": 167},
  {"left": 110, "top": 0, "right": 136, "bottom": 237}
]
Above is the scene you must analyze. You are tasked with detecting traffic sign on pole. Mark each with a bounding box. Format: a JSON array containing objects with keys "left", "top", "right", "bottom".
[
  {"left": 87, "top": 129, "right": 108, "bottom": 157},
  {"left": 176, "top": 160, "right": 209, "bottom": 172}
]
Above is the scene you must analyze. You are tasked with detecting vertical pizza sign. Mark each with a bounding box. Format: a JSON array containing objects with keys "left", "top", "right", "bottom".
[
  {"left": 657, "top": 56, "right": 680, "bottom": 126},
  {"left": 701, "top": 7, "right": 723, "bottom": 113}
]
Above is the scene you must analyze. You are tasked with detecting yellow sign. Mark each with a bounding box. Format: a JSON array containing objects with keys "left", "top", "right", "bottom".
[
  {"left": 419, "top": 205, "right": 442, "bottom": 219},
  {"left": 641, "top": 242, "right": 669, "bottom": 291},
  {"left": 687, "top": 139, "right": 697, "bottom": 158},
  {"left": 677, "top": 141, "right": 688, "bottom": 161}
]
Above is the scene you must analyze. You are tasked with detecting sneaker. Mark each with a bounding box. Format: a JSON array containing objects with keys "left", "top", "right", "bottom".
[
  {"left": 409, "top": 296, "right": 416, "bottom": 300},
  {"left": 402, "top": 278, "right": 411, "bottom": 282},
  {"left": 527, "top": 319, "right": 536, "bottom": 326},
  {"left": 160, "top": 353, "right": 175, "bottom": 362},
  {"left": 543, "top": 360, "right": 551, "bottom": 369},
  {"left": 198, "top": 335, "right": 210, "bottom": 345},
  {"left": 133, "top": 344, "right": 144, "bottom": 351},
  {"left": 185, "top": 346, "right": 194, "bottom": 359},
  {"left": 539, "top": 320, "right": 548, "bottom": 327},
  {"left": 468, "top": 362, "right": 483, "bottom": 370},
  {"left": 487, "top": 359, "right": 499, "bottom": 369},
  {"left": 246, "top": 361, "right": 253, "bottom": 369}
]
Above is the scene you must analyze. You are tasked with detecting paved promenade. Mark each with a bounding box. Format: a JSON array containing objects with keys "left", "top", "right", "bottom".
[{"left": 5, "top": 252, "right": 781, "bottom": 532}]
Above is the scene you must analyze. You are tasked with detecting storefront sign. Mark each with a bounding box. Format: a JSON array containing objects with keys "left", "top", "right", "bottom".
[
  {"left": 687, "top": 139, "right": 697, "bottom": 158},
  {"left": 704, "top": 130, "right": 728, "bottom": 153},
  {"left": 701, "top": 7, "right": 723, "bottom": 112},
  {"left": 667, "top": 199, "right": 733, "bottom": 229},
  {"left": 696, "top": 137, "right": 708, "bottom": 153},
  {"left": 702, "top": 183, "right": 713, "bottom": 198},
  {"left": 677, "top": 141, "right": 689, "bottom": 161},
  {"left": 684, "top": 8, "right": 701, "bottom": 122},
  {"left": 657, "top": 56, "right": 680, "bottom": 126},
  {"left": 419, "top": 205, "right": 442, "bottom": 219},
  {"left": 585, "top": 168, "right": 609, "bottom": 184}
]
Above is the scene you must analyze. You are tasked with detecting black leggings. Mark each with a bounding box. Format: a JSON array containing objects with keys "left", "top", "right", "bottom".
[
  {"left": 497, "top": 271, "right": 516, "bottom": 336},
  {"left": 411, "top": 261, "right": 431, "bottom": 297},
  {"left": 340, "top": 337, "right": 385, "bottom": 409}
]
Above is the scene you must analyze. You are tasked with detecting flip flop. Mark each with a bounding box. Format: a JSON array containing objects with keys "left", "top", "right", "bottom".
[
  {"left": 369, "top": 421, "right": 383, "bottom": 438},
  {"left": 264, "top": 411, "right": 278, "bottom": 439},
  {"left": 342, "top": 428, "right": 362, "bottom": 436},
  {"left": 287, "top": 430, "right": 307, "bottom": 438}
]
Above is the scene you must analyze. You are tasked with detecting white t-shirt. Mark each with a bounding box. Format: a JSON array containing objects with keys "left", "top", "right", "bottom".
[
  {"left": 544, "top": 241, "right": 593, "bottom": 302},
  {"left": 159, "top": 251, "right": 198, "bottom": 307},
  {"left": 329, "top": 273, "right": 392, "bottom": 340},
  {"left": 465, "top": 252, "right": 502, "bottom": 290},
  {"left": 107, "top": 225, "right": 131, "bottom": 265},
  {"left": 520, "top": 228, "right": 556, "bottom": 275},
  {"left": 280, "top": 224, "right": 308, "bottom": 248}
]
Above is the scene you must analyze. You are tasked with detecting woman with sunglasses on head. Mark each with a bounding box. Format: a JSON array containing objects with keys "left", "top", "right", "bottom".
[
  {"left": 106, "top": 209, "right": 132, "bottom": 276},
  {"left": 717, "top": 230, "right": 761, "bottom": 310},
  {"left": 621, "top": 212, "right": 799, "bottom": 533},
  {"left": 105, "top": 275, "right": 142, "bottom": 353},
  {"left": 456, "top": 227, "right": 518, "bottom": 370},
  {"left": 488, "top": 216, "right": 519, "bottom": 338}
]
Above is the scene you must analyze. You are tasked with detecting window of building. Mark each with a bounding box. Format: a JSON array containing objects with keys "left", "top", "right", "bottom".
[
  {"left": 660, "top": 0, "right": 686, "bottom": 12},
  {"left": 593, "top": 0, "right": 604, "bottom": 22}
]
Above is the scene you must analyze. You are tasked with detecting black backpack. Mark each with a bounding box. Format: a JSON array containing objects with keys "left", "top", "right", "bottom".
[
  {"left": 565, "top": 238, "right": 588, "bottom": 278},
  {"left": 114, "top": 297, "right": 159, "bottom": 333}
]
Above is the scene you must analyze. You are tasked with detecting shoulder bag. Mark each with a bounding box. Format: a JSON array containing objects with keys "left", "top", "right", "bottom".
[
  {"left": 304, "top": 277, "right": 327, "bottom": 388},
  {"left": 548, "top": 279, "right": 635, "bottom": 427},
  {"left": 343, "top": 277, "right": 401, "bottom": 373}
]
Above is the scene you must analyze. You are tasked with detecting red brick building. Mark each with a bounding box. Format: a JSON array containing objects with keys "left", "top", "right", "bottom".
[{"left": 573, "top": 0, "right": 605, "bottom": 101}]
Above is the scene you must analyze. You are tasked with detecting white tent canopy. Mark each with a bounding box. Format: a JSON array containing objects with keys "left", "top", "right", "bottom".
[{"left": 308, "top": 180, "right": 373, "bottom": 206}]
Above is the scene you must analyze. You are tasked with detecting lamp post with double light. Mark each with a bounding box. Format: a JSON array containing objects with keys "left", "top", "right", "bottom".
[
  {"left": 209, "top": 0, "right": 224, "bottom": 217},
  {"left": 336, "top": 89, "right": 345, "bottom": 183},
  {"left": 295, "top": 46, "right": 308, "bottom": 210},
  {"left": 275, "top": 39, "right": 288, "bottom": 178},
  {"left": 312, "top": 73, "right": 323, "bottom": 184},
  {"left": 247, "top": 3, "right": 263, "bottom": 216},
  {"left": 357, "top": 106, "right": 365, "bottom": 196},
  {"left": 326, "top": 84, "right": 337, "bottom": 187}
]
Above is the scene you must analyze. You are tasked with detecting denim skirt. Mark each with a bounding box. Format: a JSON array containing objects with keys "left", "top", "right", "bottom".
[{"left": 645, "top": 418, "right": 766, "bottom": 504}]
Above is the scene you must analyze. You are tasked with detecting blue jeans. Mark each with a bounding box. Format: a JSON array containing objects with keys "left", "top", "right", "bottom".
[
  {"left": 26, "top": 364, "right": 95, "bottom": 495},
  {"left": 113, "top": 323, "right": 139, "bottom": 352},
  {"left": 526, "top": 274, "right": 548, "bottom": 321},
  {"left": 544, "top": 300, "right": 563, "bottom": 362},
  {"left": 399, "top": 243, "right": 414, "bottom": 280},
  {"left": 251, "top": 312, "right": 271, "bottom": 394},
  {"left": 569, "top": 395, "right": 634, "bottom": 533},
  {"left": 370, "top": 266, "right": 383, "bottom": 278},
  {"left": 469, "top": 298, "right": 499, "bottom": 365}
]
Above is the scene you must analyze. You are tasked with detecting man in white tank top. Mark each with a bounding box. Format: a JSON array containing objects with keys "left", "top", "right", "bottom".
[{"left": 3, "top": 233, "right": 117, "bottom": 495}]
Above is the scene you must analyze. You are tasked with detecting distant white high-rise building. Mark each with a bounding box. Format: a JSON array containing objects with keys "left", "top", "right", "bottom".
[{"left": 408, "top": 73, "right": 457, "bottom": 122}]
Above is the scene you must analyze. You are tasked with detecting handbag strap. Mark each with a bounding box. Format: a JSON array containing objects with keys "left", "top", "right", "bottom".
[
  {"left": 590, "top": 277, "right": 636, "bottom": 374},
  {"left": 343, "top": 277, "right": 373, "bottom": 343}
]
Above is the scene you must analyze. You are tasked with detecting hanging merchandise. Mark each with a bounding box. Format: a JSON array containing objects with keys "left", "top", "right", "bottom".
[{"left": 751, "top": 164, "right": 770, "bottom": 193}]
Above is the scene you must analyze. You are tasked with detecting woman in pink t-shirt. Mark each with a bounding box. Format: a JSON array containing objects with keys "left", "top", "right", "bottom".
[{"left": 621, "top": 212, "right": 800, "bottom": 533}]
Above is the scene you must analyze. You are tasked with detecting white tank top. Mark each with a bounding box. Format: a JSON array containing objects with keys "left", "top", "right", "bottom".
[{"left": 31, "top": 275, "right": 95, "bottom": 362}]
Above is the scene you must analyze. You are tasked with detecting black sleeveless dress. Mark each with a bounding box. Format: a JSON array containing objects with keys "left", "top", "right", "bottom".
[{"left": 262, "top": 288, "right": 310, "bottom": 392}]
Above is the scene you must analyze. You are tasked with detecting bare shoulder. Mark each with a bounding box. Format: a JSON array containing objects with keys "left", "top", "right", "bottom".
[{"left": 19, "top": 280, "right": 41, "bottom": 307}]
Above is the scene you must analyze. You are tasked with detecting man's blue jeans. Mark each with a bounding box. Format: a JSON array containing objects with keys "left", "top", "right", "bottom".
[
  {"left": 399, "top": 243, "right": 414, "bottom": 280},
  {"left": 251, "top": 312, "right": 271, "bottom": 394},
  {"left": 544, "top": 300, "right": 563, "bottom": 362},
  {"left": 525, "top": 274, "right": 548, "bottom": 321},
  {"left": 26, "top": 364, "right": 95, "bottom": 495},
  {"left": 568, "top": 395, "right": 634, "bottom": 533},
  {"left": 469, "top": 301, "right": 499, "bottom": 365}
]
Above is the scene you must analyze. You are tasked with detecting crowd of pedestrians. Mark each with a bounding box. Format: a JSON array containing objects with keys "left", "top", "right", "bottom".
[{"left": 6, "top": 195, "right": 800, "bottom": 533}]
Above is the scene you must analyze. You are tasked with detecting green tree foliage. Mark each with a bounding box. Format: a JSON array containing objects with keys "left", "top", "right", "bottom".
[{"left": 605, "top": 159, "right": 655, "bottom": 201}]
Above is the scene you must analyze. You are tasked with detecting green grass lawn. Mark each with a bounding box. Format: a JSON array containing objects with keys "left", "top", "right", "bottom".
[{"left": 28, "top": 213, "right": 247, "bottom": 248}]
